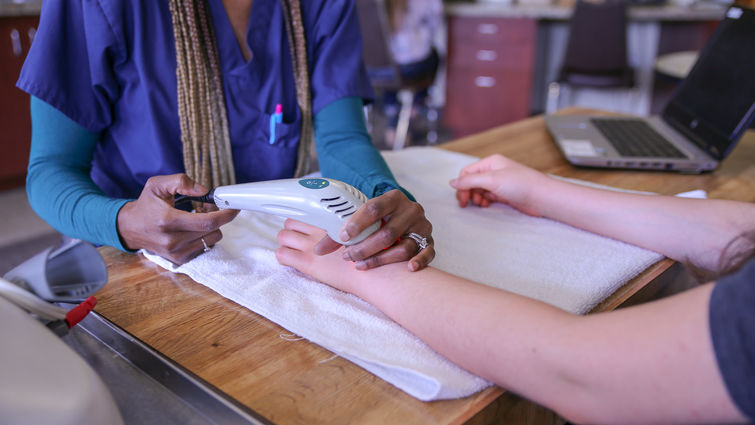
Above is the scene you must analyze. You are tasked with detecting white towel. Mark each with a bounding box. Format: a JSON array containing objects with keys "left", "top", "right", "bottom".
[
  {"left": 144, "top": 147, "right": 665, "bottom": 401},
  {"left": 382, "top": 147, "right": 665, "bottom": 314}
]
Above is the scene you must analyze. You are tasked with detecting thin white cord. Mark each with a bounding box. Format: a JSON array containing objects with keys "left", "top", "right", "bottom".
[{"left": 0, "top": 277, "right": 66, "bottom": 321}]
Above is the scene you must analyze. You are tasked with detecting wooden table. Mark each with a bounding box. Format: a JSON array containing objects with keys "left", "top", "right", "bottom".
[{"left": 94, "top": 108, "right": 755, "bottom": 425}]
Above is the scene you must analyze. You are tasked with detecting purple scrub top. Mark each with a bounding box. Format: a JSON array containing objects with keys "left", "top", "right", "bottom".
[{"left": 17, "top": 0, "right": 373, "bottom": 199}]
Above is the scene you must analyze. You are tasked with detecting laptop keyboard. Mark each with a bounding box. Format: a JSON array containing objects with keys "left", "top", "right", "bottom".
[{"left": 591, "top": 118, "right": 686, "bottom": 158}]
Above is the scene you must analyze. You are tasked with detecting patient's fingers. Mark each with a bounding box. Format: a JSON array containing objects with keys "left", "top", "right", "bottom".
[
  {"left": 456, "top": 188, "right": 470, "bottom": 207},
  {"left": 275, "top": 246, "right": 305, "bottom": 268},
  {"left": 283, "top": 219, "right": 327, "bottom": 238},
  {"left": 277, "top": 229, "right": 311, "bottom": 251},
  {"left": 472, "top": 189, "right": 484, "bottom": 206}
]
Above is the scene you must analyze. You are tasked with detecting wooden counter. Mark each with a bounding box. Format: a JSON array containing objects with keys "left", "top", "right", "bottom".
[{"left": 94, "top": 108, "right": 755, "bottom": 424}]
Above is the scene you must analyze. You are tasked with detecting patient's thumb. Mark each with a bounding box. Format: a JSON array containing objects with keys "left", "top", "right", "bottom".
[{"left": 449, "top": 173, "right": 493, "bottom": 191}]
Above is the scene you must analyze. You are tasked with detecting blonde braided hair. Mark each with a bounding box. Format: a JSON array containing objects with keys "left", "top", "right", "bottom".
[
  {"left": 170, "top": 0, "right": 235, "bottom": 190},
  {"left": 169, "top": 0, "right": 314, "bottom": 191}
]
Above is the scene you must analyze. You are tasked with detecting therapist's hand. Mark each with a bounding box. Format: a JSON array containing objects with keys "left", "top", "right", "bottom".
[
  {"left": 449, "top": 154, "right": 547, "bottom": 217},
  {"left": 314, "top": 189, "right": 434, "bottom": 272},
  {"left": 117, "top": 174, "right": 239, "bottom": 265}
]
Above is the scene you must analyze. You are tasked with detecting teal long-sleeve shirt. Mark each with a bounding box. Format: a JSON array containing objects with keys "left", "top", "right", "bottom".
[{"left": 27, "top": 96, "right": 412, "bottom": 251}]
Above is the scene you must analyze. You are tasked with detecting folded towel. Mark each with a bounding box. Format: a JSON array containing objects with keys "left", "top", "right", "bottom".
[
  {"left": 144, "top": 212, "right": 491, "bottom": 400},
  {"left": 144, "top": 146, "right": 665, "bottom": 401}
]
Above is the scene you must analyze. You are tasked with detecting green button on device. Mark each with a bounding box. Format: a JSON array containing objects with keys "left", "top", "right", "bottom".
[{"left": 298, "top": 178, "right": 330, "bottom": 189}]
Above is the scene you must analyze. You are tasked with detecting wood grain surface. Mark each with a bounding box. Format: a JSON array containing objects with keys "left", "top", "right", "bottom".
[{"left": 94, "top": 108, "right": 755, "bottom": 424}]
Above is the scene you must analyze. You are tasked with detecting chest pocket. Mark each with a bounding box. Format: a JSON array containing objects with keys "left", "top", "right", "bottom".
[
  {"left": 230, "top": 102, "right": 303, "bottom": 182},
  {"left": 230, "top": 96, "right": 302, "bottom": 149},
  {"left": 259, "top": 106, "right": 301, "bottom": 149}
]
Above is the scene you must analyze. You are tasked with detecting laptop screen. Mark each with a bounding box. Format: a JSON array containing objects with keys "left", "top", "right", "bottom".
[{"left": 662, "top": 6, "right": 755, "bottom": 160}]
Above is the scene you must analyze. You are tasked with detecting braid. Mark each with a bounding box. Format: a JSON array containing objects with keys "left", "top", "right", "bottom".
[{"left": 169, "top": 0, "right": 235, "bottom": 191}]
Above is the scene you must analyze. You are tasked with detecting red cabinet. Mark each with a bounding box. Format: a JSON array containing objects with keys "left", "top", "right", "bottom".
[
  {"left": 0, "top": 16, "right": 39, "bottom": 189},
  {"left": 444, "top": 16, "right": 536, "bottom": 138}
]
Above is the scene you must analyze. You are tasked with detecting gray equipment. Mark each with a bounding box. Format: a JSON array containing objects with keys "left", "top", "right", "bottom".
[
  {"left": 4, "top": 237, "right": 108, "bottom": 301},
  {"left": 0, "top": 296, "right": 124, "bottom": 425}
]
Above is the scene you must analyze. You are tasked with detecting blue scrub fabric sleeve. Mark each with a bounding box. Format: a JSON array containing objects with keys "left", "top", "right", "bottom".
[
  {"left": 16, "top": 0, "right": 123, "bottom": 133},
  {"left": 306, "top": 2, "right": 374, "bottom": 114},
  {"left": 314, "top": 97, "right": 415, "bottom": 201},
  {"left": 27, "top": 97, "right": 133, "bottom": 251}
]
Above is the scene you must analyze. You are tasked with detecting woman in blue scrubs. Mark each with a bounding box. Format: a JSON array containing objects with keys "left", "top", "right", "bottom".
[{"left": 17, "top": 0, "right": 435, "bottom": 268}]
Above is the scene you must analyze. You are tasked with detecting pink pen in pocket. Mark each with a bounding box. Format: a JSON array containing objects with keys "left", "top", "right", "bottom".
[{"left": 269, "top": 104, "right": 283, "bottom": 144}]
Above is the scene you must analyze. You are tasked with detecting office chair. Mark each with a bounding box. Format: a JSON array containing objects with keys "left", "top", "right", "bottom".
[
  {"left": 546, "top": 0, "right": 635, "bottom": 113},
  {"left": 355, "top": 0, "right": 439, "bottom": 150}
]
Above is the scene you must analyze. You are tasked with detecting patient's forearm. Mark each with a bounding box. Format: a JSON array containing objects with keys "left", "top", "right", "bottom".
[
  {"left": 532, "top": 177, "right": 755, "bottom": 273},
  {"left": 351, "top": 265, "right": 573, "bottom": 390},
  {"left": 346, "top": 265, "right": 742, "bottom": 424},
  {"left": 275, "top": 220, "right": 743, "bottom": 423}
]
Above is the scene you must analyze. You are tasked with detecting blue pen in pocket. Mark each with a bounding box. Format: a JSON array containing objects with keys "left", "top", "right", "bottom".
[{"left": 269, "top": 104, "right": 283, "bottom": 144}]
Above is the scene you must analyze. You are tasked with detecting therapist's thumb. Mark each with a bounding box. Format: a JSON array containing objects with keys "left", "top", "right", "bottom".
[{"left": 146, "top": 173, "right": 207, "bottom": 198}]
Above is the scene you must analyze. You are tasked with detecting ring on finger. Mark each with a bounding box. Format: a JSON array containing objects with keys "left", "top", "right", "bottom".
[
  {"left": 403, "top": 232, "right": 428, "bottom": 252},
  {"left": 201, "top": 237, "right": 211, "bottom": 253}
]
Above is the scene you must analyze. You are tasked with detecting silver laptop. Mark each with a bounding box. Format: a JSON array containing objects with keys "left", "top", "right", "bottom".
[{"left": 545, "top": 6, "right": 755, "bottom": 173}]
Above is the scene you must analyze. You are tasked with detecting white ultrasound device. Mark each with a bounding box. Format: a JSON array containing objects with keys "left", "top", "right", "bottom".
[{"left": 210, "top": 178, "right": 380, "bottom": 245}]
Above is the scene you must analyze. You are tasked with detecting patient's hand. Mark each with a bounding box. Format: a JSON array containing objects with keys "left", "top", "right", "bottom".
[
  {"left": 276, "top": 219, "right": 360, "bottom": 293},
  {"left": 449, "top": 154, "right": 546, "bottom": 216}
]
